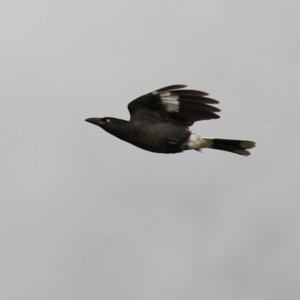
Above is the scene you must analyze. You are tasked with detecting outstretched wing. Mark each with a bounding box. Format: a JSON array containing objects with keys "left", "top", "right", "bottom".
[{"left": 128, "top": 85, "right": 220, "bottom": 127}]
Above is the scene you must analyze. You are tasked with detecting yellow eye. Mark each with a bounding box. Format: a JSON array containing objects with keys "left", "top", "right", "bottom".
[{"left": 106, "top": 119, "right": 111, "bottom": 124}]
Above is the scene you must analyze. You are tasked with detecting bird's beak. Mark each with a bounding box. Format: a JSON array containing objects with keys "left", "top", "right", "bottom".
[{"left": 85, "top": 118, "right": 105, "bottom": 126}]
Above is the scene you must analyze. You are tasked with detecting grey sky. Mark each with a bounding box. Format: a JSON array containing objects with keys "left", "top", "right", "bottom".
[{"left": 1, "top": 1, "right": 299, "bottom": 299}]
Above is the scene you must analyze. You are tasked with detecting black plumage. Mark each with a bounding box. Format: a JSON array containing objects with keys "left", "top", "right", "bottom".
[{"left": 85, "top": 85, "right": 255, "bottom": 156}]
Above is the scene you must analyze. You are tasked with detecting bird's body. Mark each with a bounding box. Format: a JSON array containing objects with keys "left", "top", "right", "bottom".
[
  {"left": 86, "top": 85, "right": 255, "bottom": 156},
  {"left": 101, "top": 119, "right": 190, "bottom": 153}
]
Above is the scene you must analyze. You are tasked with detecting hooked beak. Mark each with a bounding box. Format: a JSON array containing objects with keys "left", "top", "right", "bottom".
[{"left": 85, "top": 118, "right": 105, "bottom": 126}]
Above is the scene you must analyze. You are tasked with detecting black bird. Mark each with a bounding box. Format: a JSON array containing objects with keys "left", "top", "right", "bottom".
[{"left": 85, "top": 85, "right": 255, "bottom": 156}]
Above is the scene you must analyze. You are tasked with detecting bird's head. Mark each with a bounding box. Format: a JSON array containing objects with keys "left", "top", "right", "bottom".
[
  {"left": 85, "top": 117, "right": 128, "bottom": 138},
  {"left": 85, "top": 117, "right": 113, "bottom": 127}
]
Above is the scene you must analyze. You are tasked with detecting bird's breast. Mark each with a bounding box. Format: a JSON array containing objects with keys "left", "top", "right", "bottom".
[{"left": 123, "top": 123, "right": 191, "bottom": 153}]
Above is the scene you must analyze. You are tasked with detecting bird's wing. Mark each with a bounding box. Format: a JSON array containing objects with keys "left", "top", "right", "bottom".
[{"left": 128, "top": 85, "right": 220, "bottom": 127}]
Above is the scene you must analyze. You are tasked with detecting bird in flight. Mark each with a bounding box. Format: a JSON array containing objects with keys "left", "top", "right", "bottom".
[{"left": 85, "top": 85, "right": 255, "bottom": 156}]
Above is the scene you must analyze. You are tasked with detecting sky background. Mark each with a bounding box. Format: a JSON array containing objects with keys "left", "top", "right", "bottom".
[{"left": 1, "top": 1, "right": 300, "bottom": 299}]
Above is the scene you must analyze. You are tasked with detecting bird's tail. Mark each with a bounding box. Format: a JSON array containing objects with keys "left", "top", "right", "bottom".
[{"left": 187, "top": 135, "right": 256, "bottom": 156}]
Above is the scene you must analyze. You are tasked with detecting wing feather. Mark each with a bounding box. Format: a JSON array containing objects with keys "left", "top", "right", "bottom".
[{"left": 128, "top": 85, "right": 220, "bottom": 127}]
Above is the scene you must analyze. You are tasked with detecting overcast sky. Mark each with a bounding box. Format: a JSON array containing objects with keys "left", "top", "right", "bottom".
[{"left": 1, "top": 1, "right": 300, "bottom": 299}]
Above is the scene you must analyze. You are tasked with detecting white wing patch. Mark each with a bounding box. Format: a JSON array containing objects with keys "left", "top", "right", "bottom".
[{"left": 159, "top": 92, "right": 179, "bottom": 113}]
